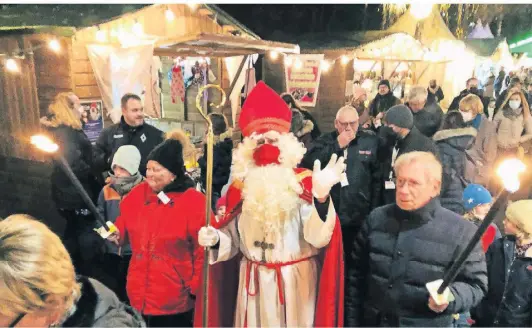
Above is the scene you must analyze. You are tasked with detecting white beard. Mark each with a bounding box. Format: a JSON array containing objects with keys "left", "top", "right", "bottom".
[{"left": 241, "top": 165, "right": 302, "bottom": 232}]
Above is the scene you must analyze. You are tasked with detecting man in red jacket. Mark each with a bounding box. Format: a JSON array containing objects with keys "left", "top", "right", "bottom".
[{"left": 197, "top": 82, "right": 345, "bottom": 327}]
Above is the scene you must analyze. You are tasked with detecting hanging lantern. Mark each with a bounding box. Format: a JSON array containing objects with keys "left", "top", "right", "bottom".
[{"left": 5, "top": 58, "right": 19, "bottom": 72}]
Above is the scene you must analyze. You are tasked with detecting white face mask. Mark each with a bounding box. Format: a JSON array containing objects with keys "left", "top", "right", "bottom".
[
  {"left": 509, "top": 100, "right": 522, "bottom": 110},
  {"left": 460, "top": 111, "right": 474, "bottom": 122}
]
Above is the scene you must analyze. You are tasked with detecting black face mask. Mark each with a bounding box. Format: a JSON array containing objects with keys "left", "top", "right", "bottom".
[
  {"left": 379, "top": 125, "right": 400, "bottom": 142},
  {"left": 469, "top": 87, "right": 479, "bottom": 94},
  {"left": 430, "top": 84, "right": 436, "bottom": 88}
]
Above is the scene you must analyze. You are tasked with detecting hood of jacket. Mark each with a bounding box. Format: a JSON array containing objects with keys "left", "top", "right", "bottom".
[
  {"left": 433, "top": 127, "right": 477, "bottom": 150},
  {"left": 62, "top": 276, "right": 145, "bottom": 327}
]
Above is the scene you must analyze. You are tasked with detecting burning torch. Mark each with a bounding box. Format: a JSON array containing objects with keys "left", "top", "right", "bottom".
[
  {"left": 427, "top": 158, "right": 526, "bottom": 305},
  {"left": 30, "top": 135, "right": 116, "bottom": 238}
]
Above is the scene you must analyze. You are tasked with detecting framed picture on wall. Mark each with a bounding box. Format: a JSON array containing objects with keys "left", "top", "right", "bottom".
[{"left": 80, "top": 99, "right": 104, "bottom": 143}]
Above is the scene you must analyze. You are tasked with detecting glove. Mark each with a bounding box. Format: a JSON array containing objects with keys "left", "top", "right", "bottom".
[
  {"left": 312, "top": 154, "right": 346, "bottom": 199},
  {"left": 198, "top": 226, "right": 220, "bottom": 247}
]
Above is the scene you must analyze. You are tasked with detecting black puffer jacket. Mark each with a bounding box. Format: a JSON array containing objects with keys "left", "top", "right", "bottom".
[
  {"left": 301, "top": 130, "right": 382, "bottom": 231},
  {"left": 379, "top": 126, "right": 439, "bottom": 205},
  {"left": 63, "top": 276, "right": 145, "bottom": 327},
  {"left": 93, "top": 117, "right": 164, "bottom": 177},
  {"left": 472, "top": 236, "right": 532, "bottom": 327},
  {"left": 198, "top": 137, "right": 233, "bottom": 196},
  {"left": 346, "top": 198, "right": 488, "bottom": 327},
  {"left": 369, "top": 92, "right": 401, "bottom": 117},
  {"left": 44, "top": 124, "right": 96, "bottom": 210},
  {"left": 433, "top": 127, "right": 477, "bottom": 215},
  {"left": 411, "top": 102, "right": 444, "bottom": 138},
  {"left": 449, "top": 89, "right": 490, "bottom": 115}
]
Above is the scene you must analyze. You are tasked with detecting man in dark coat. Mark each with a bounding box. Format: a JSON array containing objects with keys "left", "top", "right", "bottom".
[
  {"left": 93, "top": 93, "right": 164, "bottom": 177},
  {"left": 407, "top": 85, "right": 444, "bottom": 138},
  {"left": 449, "top": 78, "right": 490, "bottom": 116},
  {"left": 427, "top": 79, "right": 445, "bottom": 105},
  {"left": 378, "top": 105, "right": 438, "bottom": 205},
  {"left": 494, "top": 68, "right": 506, "bottom": 98},
  {"left": 369, "top": 79, "right": 401, "bottom": 118},
  {"left": 346, "top": 151, "right": 488, "bottom": 327},
  {"left": 302, "top": 105, "right": 382, "bottom": 264}
]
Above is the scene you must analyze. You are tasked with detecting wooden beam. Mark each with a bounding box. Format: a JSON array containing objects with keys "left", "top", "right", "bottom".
[
  {"left": 227, "top": 55, "right": 249, "bottom": 99},
  {"left": 154, "top": 48, "right": 259, "bottom": 58},
  {"left": 222, "top": 25, "right": 237, "bottom": 33},
  {"left": 198, "top": 8, "right": 213, "bottom": 16},
  {"left": 388, "top": 61, "right": 402, "bottom": 79}
]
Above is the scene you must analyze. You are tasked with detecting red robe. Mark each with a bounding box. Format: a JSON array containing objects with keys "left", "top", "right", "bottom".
[{"left": 194, "top": 168, "right": 345, "bottom": 327}]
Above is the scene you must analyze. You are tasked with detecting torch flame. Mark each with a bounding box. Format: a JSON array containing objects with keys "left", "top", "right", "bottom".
[
  {"left": 496, "top": 158, "right": 526, "bottom": 193},
  {"left": 31, "top": 135, "right": 59, "bottom": 153}
]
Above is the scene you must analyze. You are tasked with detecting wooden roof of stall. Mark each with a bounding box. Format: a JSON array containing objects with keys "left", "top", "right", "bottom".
[{"left": 73, "top": 4, "right": 299, "bottom": 57}]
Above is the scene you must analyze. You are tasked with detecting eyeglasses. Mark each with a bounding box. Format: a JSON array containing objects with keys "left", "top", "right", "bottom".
[{"left": 337, "top": 121, "right": 358, "bottom": 129}]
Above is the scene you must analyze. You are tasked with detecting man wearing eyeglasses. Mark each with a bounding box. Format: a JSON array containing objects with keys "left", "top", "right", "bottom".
[{"left": 302, "top": 105, "right": 382, "bottom": 283}]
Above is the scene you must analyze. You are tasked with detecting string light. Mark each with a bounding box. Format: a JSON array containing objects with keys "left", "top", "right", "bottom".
[
  {"left": 165, "top": 7, "right": 175, "bottom": 21},
  {"left": 269, "top": 51, "right": 279, "bottom": 60},
  {"left": 132, "top": 20, "right": 143, "bottom": 36},
  {"left": 49, "top": 39, "right": 60, "bottom": 53},
  {"left": 320, "top": 60, "right": 331, "bottom": 72},
  {"left": 96, "top": 26, "right": 106, "bottom": 42},
  {"left": 341, "top": 55, "right": 350, "bottom": 65},
  {"left": 5, "top": 58, "right": 18, "bottom": 72}
]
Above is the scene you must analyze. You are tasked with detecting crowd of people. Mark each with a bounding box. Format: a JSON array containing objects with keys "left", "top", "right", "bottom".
[{"left": 1, "top": 66, "right": 532, "bottom": 327}]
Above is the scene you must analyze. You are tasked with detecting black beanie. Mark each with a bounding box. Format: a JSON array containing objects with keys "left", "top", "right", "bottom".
[
  {"left": 147, "top": 139, "right": 185, "bottom": 178},
  {"left": 384, "top": 105, "right": 414, "bottom": 129},
  {"left": 379, "top": 79, "right": 391, "bottom": 90}
]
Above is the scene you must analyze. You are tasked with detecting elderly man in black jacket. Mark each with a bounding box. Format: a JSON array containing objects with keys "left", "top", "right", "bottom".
[
  {"left": 378, "top": 105, "right": 438, "bottom": 205},
  {"left": 93, "top": 93, "right": 164, "bottom": 178},
  {"left": 407, "top": 85, "right": 444, "bottom": 138},
  {"left": 346, "top": 151, "right": 487, "bottom": 327},
  {"left": 301, "top": 105, "right": 381, "bottom": 273}
]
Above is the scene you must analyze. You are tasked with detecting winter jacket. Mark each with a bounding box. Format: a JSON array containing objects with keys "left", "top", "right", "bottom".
[
  {"left": 369, "top": 92, "right": 402, "bottom": 117},
  {"left": 427, "top": 86, "right": 445, "bottom": 105},
  {"left": 43, "top": 123, "right": 97, "bottom": 210},
  {"left": 300, "top": 109, "right": 321, "bottom": 140},
  {"left": 115, "top": 179, "right": 207, "bottom": 316},
  {"left": 94, "top": 117, "right": 164, "bottom": 177},
  {"left": 301, "top": 130, "right": 382, "bottom": 231},
  {"left": 346, "top": 198, "right": 488, "bottom": 327},
  {"left": 198, "top": 135, "right": 233, "bottom": 196},
  {"left": 494, "top": 72, "right": 505, "bottom": 98},
  {"left": 379, "top": 126, "right": 439, "bottom": 205},
  {"left": 493, "top": 107, "right": 532, "bottom": 150},
  {"left": 467, "top": 217, "right": 501, "bottom": 252},
  {"left": 483, "top": 76, "right": 495, "bottom": 99},
  {"left": 472, "top": 236, "right": 532, "bottom": 327},
  {"left": 62, "top": 276, "right": 145, "bottom": 327},
  {"left": 433, "top": 127, "right": 477, "bottom": 215},
  {"left": 494, "top": 87, "right": 530, "bottom": 117},
  {"left": 466, "top": 115, "right": 497, "bottom": 186},
  {"left": 411, "top": 102, "right": 444, "bottom": 138},
  {"left": 449, "top": 89, "right": 490, "bottom": 116}
]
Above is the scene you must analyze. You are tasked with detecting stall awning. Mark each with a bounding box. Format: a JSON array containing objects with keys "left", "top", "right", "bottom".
[{"left": 154, "top": 32, "right": 300, "bottom": 57}]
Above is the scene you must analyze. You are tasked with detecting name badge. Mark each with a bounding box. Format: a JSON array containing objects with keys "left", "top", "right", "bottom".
[
  {"left": 340, "top": 173, "right": 349, "bottom": 187},
  {"left": 113, "top": 134, "right": 123, "bottom": 139},
  {"left": 385, "top": 180, "right": 396, "bottom": 190},
  {"left": 157, "top": 191, "right": 171, "bottom": 204}
]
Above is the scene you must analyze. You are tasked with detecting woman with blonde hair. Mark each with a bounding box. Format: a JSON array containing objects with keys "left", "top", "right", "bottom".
[
  {"left": 0, "top": 214, "right": 144, "bottom": 327},
  {"left": 40, "top": 92, "right": 99, "bottom": 276},
  {"left": 458, "top": 94, "right": 497, "bottom": 186}
]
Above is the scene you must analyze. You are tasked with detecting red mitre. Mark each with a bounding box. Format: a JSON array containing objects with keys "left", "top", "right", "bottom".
[{"left": 239, "top": 81, "right": 292, "bottom": 137}]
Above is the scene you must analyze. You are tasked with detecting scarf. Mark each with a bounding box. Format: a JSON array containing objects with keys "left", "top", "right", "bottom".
[
  {"left": 471, "top": 114, "right": 482, "bottom": 130},
  {"left": 516, "top": 241, "right": 532, "bottom": 258},
  {"left": 110, "top": 172, "right": 143, "bottom": 196}
]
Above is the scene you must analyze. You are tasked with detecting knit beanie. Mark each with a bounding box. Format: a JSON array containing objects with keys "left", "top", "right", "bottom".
[
  {"left": 111, "top": 145, "right": 141, "bottom": 175},
  {"left": 384, "top": 105, "right": 414, "bottom": 129},
  {"left": 463, "top": 184, "right": 493, "bottom": 211},
  {"left": 217, "top": 195, "right": 227, "bottom": 210},
  {"left": 147, "top": 139, "right": 185, "bottom": 178},
  {"left": 506, "top": 200, "right": 532, "bottom": 235},
  {"left": 379, "top": 79, "right": 391, "bottom": 90}
]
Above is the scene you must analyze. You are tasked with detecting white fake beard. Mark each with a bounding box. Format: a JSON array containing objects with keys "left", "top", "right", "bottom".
[{"left": 241, "top": 165, "right": 302, "bottom": 231}]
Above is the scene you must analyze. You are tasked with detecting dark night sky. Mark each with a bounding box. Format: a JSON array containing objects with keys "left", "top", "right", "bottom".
[{"left": 217, "top": 4, "right": 382, "bottom": 40}]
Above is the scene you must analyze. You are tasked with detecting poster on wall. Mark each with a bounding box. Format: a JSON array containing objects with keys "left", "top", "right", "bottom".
[
  {"left": 81, "top": 99, "right": 104, "bottom": 143},
  {"left": 285, "top": 54, "right": 324, "bottom": 107}
]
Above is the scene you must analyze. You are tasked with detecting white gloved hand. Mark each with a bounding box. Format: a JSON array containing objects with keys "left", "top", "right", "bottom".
[
  {"left": 312, "top": 154, "right": 346, "bottom": 199},
  {"left": 198, "top": 226, "right": 220, "bottom": 247}
]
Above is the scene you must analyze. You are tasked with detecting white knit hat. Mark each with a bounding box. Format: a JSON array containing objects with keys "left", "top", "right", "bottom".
[
  {"left": 506, "top": 200, "right": 532, "bottom": 235},
  {"left": 112, "top": 145, "right": 141, "bottom": 175}
]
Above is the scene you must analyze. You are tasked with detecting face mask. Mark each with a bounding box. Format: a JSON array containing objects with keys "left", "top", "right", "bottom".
[
  {"left": 253, "top": 143, "right": 281, "bottom": 167},
  {"left": 430, "top": 84, "right": 436, "bottom": 88},
  {"left": 380, "top": 125, "right": 400, "bottom": 141},
  {"left": 509, "top": 100, "right": 522, "bottom": 111},
  {"left": 460, "top": 111, "right": 474, "bottom": 122},
  {"left": 469, "top": 87, "right": 479, "bottom": 94}
]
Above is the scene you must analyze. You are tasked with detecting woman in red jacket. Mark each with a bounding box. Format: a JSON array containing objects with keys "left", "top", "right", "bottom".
[{"left": 109, "top": 130, "right": 209, "bottom": 327}]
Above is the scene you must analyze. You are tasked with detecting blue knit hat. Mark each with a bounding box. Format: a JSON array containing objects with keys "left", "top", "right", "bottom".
[{"left": 463, "top": 184, "right": 493, "bottom": 211}]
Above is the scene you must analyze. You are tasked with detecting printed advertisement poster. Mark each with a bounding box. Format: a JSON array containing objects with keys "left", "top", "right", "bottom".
[
  {"left": 81, "top": 99, "right": 104, "bottom": 143},
  {"left": 285, "top": 54, "right": 324, "bottom": 107}
]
